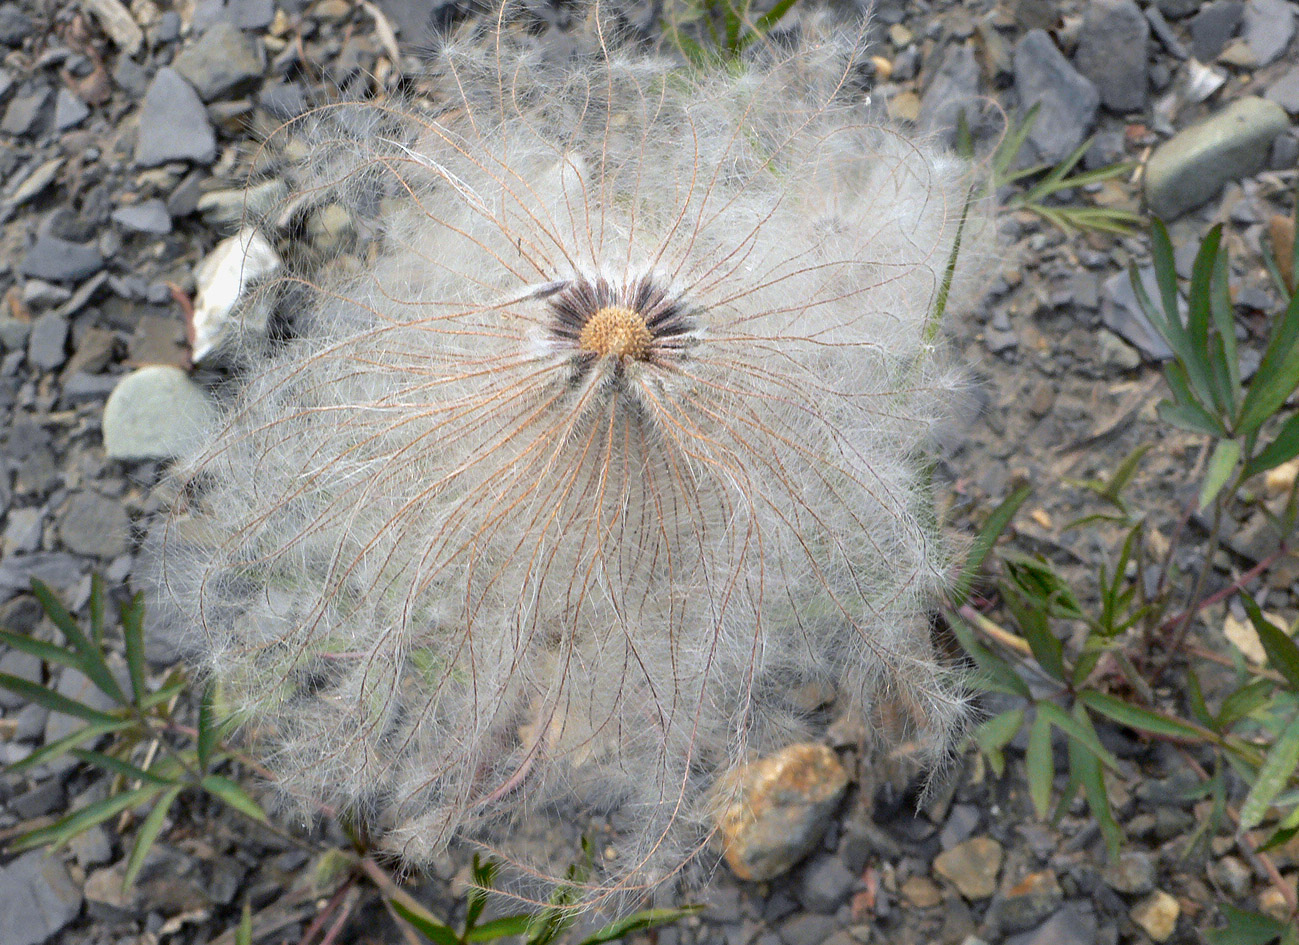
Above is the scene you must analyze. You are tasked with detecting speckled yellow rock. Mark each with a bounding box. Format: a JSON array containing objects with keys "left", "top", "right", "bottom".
[
  {"left": 714, "top": 744, "right": 849, "bottom": 881},
  {"left": 1130, "top": 890, "right": 1180, "bottom": 942}
]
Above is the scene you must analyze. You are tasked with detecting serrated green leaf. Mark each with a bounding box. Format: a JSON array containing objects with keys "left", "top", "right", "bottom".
[
  {"left": 9, "top": 785, "right": 160, "bottom": 853},
  {"left": 200, "top": 775, "right": 268, "bottom": 824},
  {"left": 388, "top": 897, "right": 462, "bottom": 945},
  {"left": 1257, "top": 802, "right": 1299, "bottom": 853},
  {"left": 1199, "top": 439, "right": 1241, "bottom": 511},
  {"left": 122, "top": 784, "right": 184, "bottom": 889},
  {"left": 577, "top": 906, "right": 705, "bottom": 945},
  {"left": 1149, "top": 222, "right": 1183, "bottom": 344},
  {"left": 1026, "top": 708, "right": 1054, "bottom": 819},
  {"left": 1239, "top": 713, "right": 1299, "bottom": 834},
  {"left": 1158, "top": 398, "right": 1227, "bottom": 437},
  {"left": 1210, "top": 249, "right": 1241, "bottom": 397},
  {"left": 30, "top": 579, "right": 128, "bottom": 706}
]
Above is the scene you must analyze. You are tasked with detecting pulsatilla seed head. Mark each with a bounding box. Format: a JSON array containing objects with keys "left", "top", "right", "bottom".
[{"left": 579, "top": 306, "right": 652, "bottom": 360}]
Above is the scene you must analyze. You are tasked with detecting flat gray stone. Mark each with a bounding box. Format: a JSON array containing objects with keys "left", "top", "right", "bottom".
[
  {"left": 53, "top": 88, "right": 89, "bottom": 130},
  {"left": 59, "top": 491, "right": 130, "bottom": 558},
  {"left": 103, "top": 365, "right": 217, "bottom": 461},
  {"left": 111, "top": 199, "right": 172, "bottom": 234},
  {"left": 918, "top": 42, "right": 990, "bottom": 145},
  {"left": 1, "top": 85, "right": 50, "bottom": 136},
  {"left": 1145, "top": 96, "right": 1289, "bottom": 219},
  {"left": 1074, "top": 0, "right": 1149, "bottom": 112},
  {"left": 0, "top": 647, "right": 42, "bottom": 709},
  {"left": 1267, "top": 66, "right": 1299, "bottom": 114},
  {"left": 1005, "top": 902, "right": 1098, "bottom": 945},
  {"left": 1102, "top": 268, "right": 1176, "bottom": 361},
  {"left": 1243, "top": 0, "right": 1294, "bottom": 66},
  {"left": 174, "top": 21, "right": 265, "bottom": 101},
  {"left": 26, "top": 310, "right": 68, "bottom": 370},
  {"left": 134, "top": 68, "right": 217, "bottom": 167},
  {"left": 1013, "top": 30, "right": 1100, "bottom": 164},
  {"left": 20, "top": 234, "right": 103, "bottom": 283},
  {"left": 1190, "top": 1, "right": 1244, "bottom": 60},
  {"left": 0, "top": 851, "right": 83, "bottom": 945}
]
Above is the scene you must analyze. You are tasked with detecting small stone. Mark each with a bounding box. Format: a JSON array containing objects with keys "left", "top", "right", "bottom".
[
  {"left": 1157, "top": 0, "right": 1201, "bottom": 16},
  {"left": 1005, "top": 902, "right": 1098, "bottom": 945},
  {"left": 933, "top": 836, "right": 1003, "bottom": 900},
  {"left": 135, "top": 68, "right": 217, "bottom": 167},
  {"left": 1073, "top": 0, "right": 1148, "bottom": 112},
  {"left": 53, "top": 88, "right": 89, "bottom": 130},
  {"left": 778, "top": 914, "right": 836, "bottom": 945},
  {"left": 21, "top": 233, "right": 104, "bottom": 283},
  {"left": 1129, "top": 891, "right": 1179, "bottom": 942},
  {"left": 1267, "top": 67, "right": 1299, "bottom": 114},
  {"left": 1190, "top": 1, "right": 1244, "bottom": 61},
  {"left": 991, "top": 871, "right": 1064, "bottom": 933},
  {"left": 307, "top": 202, "right": 354, "bottom": 253},
  {"left": 69, "top": 826, "right": 113, "bottom": 869},
  {"left": 1102, "top": 850, "right": 1156, "bottom": 894},
  {"left": 111, "top": 199, "right": 172, "bottom": 234},
  {"left": 26, "top": 310, "right": 69, "bottom": 370},
  {"left": 1013, "top": 30, "right": 1100, "bottom": 164},
  {"left": 21, "top": 279, "right": 71, "bottom": 310},
  {"left": 1145, "top": 97, "right": 1289, "bottom": 219},
  {"left": 918, "top": 43, "right": 990, "bottom": 145},
  {"left": 59, "top": 490, "right": 130, "bottom": 558},
  {"left": 259, "top": 79, "right": 307, "bottom": 119},
  {"left": 174, "top": 21, "right": 266, "bottom": 102},
  {"left": 0, "top": 851, "right": 83, "bottom": 945},
  {"left": 715, "top": 743, "right": 850, "bottom": 881},
  {"left": 45, "top": 664, "right": 120, "bottom": 743},
  {"left": 901, "top": 875, "right": 943, "bottom": 908},
  {"left": 0, "top": 647, "right": 42, "bottom": 708},
  {"left": 0, "top": 5, "right": 34, "bottom": 45},
  {"left": 1209, "top": 856, "right": 1252, "bottom": 898},
  {"left": 797, "top": 856, "right": 856, "bottom": 913},
  {"left": 1145, "top": 6, "right": 1189, "bottom": 59},
  {"left": 103, "top": 365, "right": 218, "bottom": 461},
  {"left": 8, "top": 156, "right": 62, "bottom": 206},
  {"left": 1, "top": 86, "right": 50, "bottom": 136},
  {"left": 230, "top": 0, "right": 275, "bottom": 29},
  {"left": 1243, "top": 0, "right": 1293, "bottom": 66}
]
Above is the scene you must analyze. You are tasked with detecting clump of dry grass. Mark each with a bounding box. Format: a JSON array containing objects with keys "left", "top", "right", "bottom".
[{"left": 154, "top": 4, "right": 990, "bottom": 904}]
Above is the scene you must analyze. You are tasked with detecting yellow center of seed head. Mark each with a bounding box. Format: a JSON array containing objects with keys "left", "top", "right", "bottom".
[{"left": 578, "top": 305, "right": 653, "bottom": 361}]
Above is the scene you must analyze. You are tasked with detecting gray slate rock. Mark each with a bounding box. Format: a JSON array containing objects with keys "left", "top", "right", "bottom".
[
  {"left": 1144, "top": 96, "right": 1289, "bottom": 219},
  {"left": 0, "top": 5, "right": 33, "bottom": 46},
  {"left": 0, "top": 851, "right": 83, "bottom": 945},
  {"left": 1267, "top": 66, "right": 1299, "bottom": 114},
  {"left": 103, "top": 365, "right": 217, "bottom": 460},
  {"left": 1013, "top": 30, "right": 1100, "bottom": 163},
  {"left": 917, "top": 43, "right": 990, "bottom": 145},
  {"left": 1244, "top": 0, "right": 1296, "bottom": 66},
  {"left": 1074, "top": 0, "right": 1149, "bottom": 112},
  {"left": 135, "top": 68, "right": 217, "bottom": 167},
  {"left": 20, "top": 234, "right": 104, "bottom": 283},
  {"left": 797, "top": 856, "right": 856, "bottom": 913},
  {"left": 174, "top": 21, "right": 265, "bottom": 101},
  {"left": 1005, "top": 902, "right": 1098, "bottom": 945},
  {"left": 0, "top": 647, "right": 42, "bottom": 708},
  {"left": 59, "top": 490, "right": 130, "bottom": 558},
  {"left": 53, "top": 88, "right": 89, "bottom": 130},
  {"left": 27, "top": 311, "right": 69, "bottom": 370},
  {"left": 1146, "top": 6, "right": 1189, "bottom": 59},
  {"left": 1190, "top": 1, "right": 1243, "bottom": 61},
  {"left": 111, "top": 199, "right": 172, "bottom": 234},
  {"left": 1102, "top": 268, "right": 1175, "bottom": 361},
  {"left": 1157, "top": 0, "right": 1201, "bottom": 17},
  {"left": 44, "top": 661, "right": 129, "bottom": 744},
  {"left": 1, "top": 85, "right": 50, "bottom": 135}
]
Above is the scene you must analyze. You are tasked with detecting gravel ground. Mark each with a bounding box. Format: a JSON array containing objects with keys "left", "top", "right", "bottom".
[{"left": 1, "top": 0, "right": 1298, "bottom": 943}]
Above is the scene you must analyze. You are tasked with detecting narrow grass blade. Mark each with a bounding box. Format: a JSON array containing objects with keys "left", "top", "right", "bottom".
[{"left": 122, "top": 784, "right": 184, "bottom": 888}]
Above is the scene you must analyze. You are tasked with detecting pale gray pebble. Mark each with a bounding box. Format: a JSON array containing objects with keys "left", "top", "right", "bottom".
[
  {"left": 69, "top": 826, "right": 114, "bottom": 870},
  {"left": 1243, "top": 0, "right": 1295, "bottom": 67},
  {"left": 796, "top": 856, "right": 856, "bottom": 913},
  {"left": 20, "top": 233, "right": 104, "bottom": 283},
  {"left": 1145, "top": 5, "right": 1189, "bottom": 59},
  {"left": 1005, "top": 902, "right": 1098, "bottom": 945},
  {"left": 2, "top": 504, "right": 42, "bottom": 556},
  {"left": 26, "top": 310, "right": 69, "bottom": 370},
  {"left": 0, "top": 646, "right": 42, "bottom": 708},
  {"left": 13, "top": 700, "right": 49, "bottom": 741},
  {"left": 1190, "top": 0, "right": 1243, "bottom": 61},
  {"left": 1074, "top": 0, "right": 1148, "bottom": 112},
  {"left": 917, "top": 42, "right": 989, "bottom": 146},
  {"left": 1266, "top": 66, "right": 1299, "bottom": 115},
  {"left": 111, "top": 199, "right": 172, "bottom": 234},
  {"left": 53, "top": 88, "right": 88, "bottom": 130},
  {"left": 58, "top": 490, "right": 130, "bottom": 558},
  {"left": 0, "top": 851, "right": 82, "bottom": 945},
  {"left": 1, "top": 85, "right": 50, "bottom": 136},
  {"left": 1101, "top": 268, "right": 1175, "bottom": 361},
  {"left": 174, "top": 21, "right": 266, "bottom": 102},
  {"left": 0, "top": 4, "right": 34, "bottom": 45},
  {"left": 103, "top": 365, "right": 218, "bottom": 461},
  {"left": 778, "top": 913, "right": 837, "bottom": 945}
]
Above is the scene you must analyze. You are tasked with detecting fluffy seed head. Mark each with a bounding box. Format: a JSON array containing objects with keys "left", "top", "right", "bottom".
[{"left": 151, "top": 5, "right": 993, "bottom": 907}]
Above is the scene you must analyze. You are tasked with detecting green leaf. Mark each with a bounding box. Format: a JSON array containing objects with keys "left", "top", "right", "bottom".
[
  {"left": 1257, "top": 802, "right": 1299, "bottom": 853},
  {"left": 236, "top": 901, "right": 253, "bottom": 945},
  {"left": 1238, "top": 291, "right": 1299, "bottom": 437},
  {"left": 973, "top": 708, "right": 1025, "bottom": 778},
  {"left": 9, "top": 785, "right": 160, "bottom": 853},
  {"left": 1157, "top": 398, "right": 1227, "bottom": 437},
  {"left": 923, "top": 182, "right": 974, "bottom": 346},
  {"left": 123, "top": 784, "right": 184, "bottom": 888},
  {"left": 1205, "top": 904, "right": 1289, "bottom": 945},
  {"left": 1078, "top": 691, "right": 1205, "bottom": 740},
  {"left": 0, "top": 627, "right": 81, "bottom": 671},
  {"left": 1210, "top": 248, "right": 1241, "bottom": 399},
  {"left": 1187, "top": 667, "right": 1215, "bottom": 729},
  {"left": 949, "top": 483, "right": 1031, "bottom": 607},
  {"left": 1026, "top": 708, "right": 1054, "bottom": 819},
  {"left": 1148, "top": 222, "right": 1184, "bottom": 347},
  {"left": 30, "top": 579, "right": 129, "bottom": 706},
  {"left": 4, "top": 718, "right": 133, "bottom": 775},
  {"left": 1241, "top": 595, "right": 1299, "bottom": 691},
  {"left": 993, "top": 104, "right": 1041, "bottom": 182},
  {"left": 70, "top": 749, "right": 174, "bottom": 786},
  {"left": 89, "top": 575, "right": 106, "bottom": 647},
  {"left": 466, "top": 916, "right": 534, "bottom": 942},
  {"left": 0, "top": 672, "right": 121, "bottom": 725},
  {"left": 948, "top": 619, "right": 1032, "bottom": 699},
  {"left": 1069, "top": 707, "right": 1122, "bottom": 859},
  {"left": 198, "top": 682, "right": 219, "bottom": 773},
  {"left": 121, "top": 593, "right": 148, "bottom": 704},
  {"left": 1244, "top": 413, "right": 1299, "bottom": 479},
  {"left": 736, "top": 0, "right": 800, "bottom": 53},
  {"left": 200, "top": 775, "right": 268, "bottom": 824},
  {"left": 464, "top": 855, "right": 497, "bottom": 935},
  {"left": 388, "top": 897, "right": 462, "bottom": 945},
  {"left": 1199, "top": 439, "right": 1241, "bottom": 510},
  {"left": 577, "top": 906, "right": 705, "bottom": 945},
  {"left": 1037, "top": 701, "right": 1120, "bottom": 771},
  {"left": 1238, "top": 713, "right": 1299, "bottom": 834},
  {"left": 1218, "top": 679, "right": 1278, "bottom": 731}
]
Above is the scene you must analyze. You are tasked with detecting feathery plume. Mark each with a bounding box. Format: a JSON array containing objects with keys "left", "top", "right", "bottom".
[{"left": 155, "top": 6, "right": 990, "bottom": 904}]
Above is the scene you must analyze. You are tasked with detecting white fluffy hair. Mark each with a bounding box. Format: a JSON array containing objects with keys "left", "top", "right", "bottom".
[{"left": 155, "top": 4, "right": 989, "bottom": 904}]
